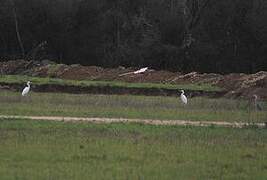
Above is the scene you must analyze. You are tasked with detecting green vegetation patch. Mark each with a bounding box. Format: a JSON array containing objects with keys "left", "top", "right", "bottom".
[
  {"left": 0, "top": 118, "right": 267, "bottom": 179},
  {"left": 0, "top": 75, "right": 223, "bottom": 92},
  {"left": 0, "top": 91, "right": 266, "bottom": 122}
]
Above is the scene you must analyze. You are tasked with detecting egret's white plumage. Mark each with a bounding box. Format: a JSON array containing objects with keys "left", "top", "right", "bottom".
[
  {"left": 134, "top": 67, "right": 148, "bottom": 74},
  {"left": 180, "top": 90, "right": 187, "bottom": 104},
  {"left": 22, "top": 81, "right": 31, "bottom": 96}
]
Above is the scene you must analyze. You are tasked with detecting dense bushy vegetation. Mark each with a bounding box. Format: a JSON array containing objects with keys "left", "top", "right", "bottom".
[{"left": 0, "top": 0, "right": 266, "bottom": 73}]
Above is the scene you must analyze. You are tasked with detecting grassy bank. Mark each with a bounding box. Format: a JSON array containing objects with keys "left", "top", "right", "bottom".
[
  {"left": 0, "top": 118, "right": 267, "bottom": 179},
  {"left": 0, "top": 75, "right": 222, "bottom": 92},
  {"left": 0, "top": 91, "right": 266, "bottom": 122}
]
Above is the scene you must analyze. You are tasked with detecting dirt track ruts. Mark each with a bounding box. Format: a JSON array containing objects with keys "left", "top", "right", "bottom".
[{"left": 0, "top": 115, "right": 266, "bottom": 128}]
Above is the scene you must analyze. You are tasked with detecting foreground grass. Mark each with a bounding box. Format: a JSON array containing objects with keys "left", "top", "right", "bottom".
[
  {"left": 0, "top": 90, "right": 266, "bottom": 123},
  {"left": 0, "top": 75, "right": 222, "bottom": 92},
  {"left": 0, "top": 119, "right": 267, "bottom": 179}
]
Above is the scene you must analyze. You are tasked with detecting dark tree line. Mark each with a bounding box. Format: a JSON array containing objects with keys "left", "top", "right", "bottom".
[{"left": 0, "top": 0, "right": 266, "bottom": 73}]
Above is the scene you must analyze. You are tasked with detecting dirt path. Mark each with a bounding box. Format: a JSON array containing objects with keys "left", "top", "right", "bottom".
[{"left": 0, "top": 115, "right": 266, "bottom": 128}]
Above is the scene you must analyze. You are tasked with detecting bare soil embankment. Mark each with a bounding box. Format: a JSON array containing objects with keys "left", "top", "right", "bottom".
[{"left": 0, "top": 60, "right": 266, "bottom": 99}]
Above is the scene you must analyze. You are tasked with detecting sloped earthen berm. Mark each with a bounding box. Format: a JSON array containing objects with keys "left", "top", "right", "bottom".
[{"left": 0, "top": 60, "right": 266, "bottom": 99}]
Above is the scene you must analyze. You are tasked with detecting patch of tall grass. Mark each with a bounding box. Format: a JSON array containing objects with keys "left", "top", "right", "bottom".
[
  {"left": 0, "top": 91, "right": 265, "bottom": 122},
  {"left": 0, "top": 119, "right": 267, "bottom": 179}
]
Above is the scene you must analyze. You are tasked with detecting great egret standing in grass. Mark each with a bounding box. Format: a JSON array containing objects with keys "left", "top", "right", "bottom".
[
  {"left": 22, "top": 81, "right": 31, "bottom": 96},
  {"left": 180, "top": 90, "right": 187, "bottom": 104},
  {"left": 253, "top": 94, "right": 262, "bottom": 111}
]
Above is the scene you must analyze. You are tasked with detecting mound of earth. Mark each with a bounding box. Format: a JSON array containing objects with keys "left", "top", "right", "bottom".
[
  {"left": 0, "top": 59, "right": 266, "bottom": 100},
  {"left": 218, "top": 71, "right": 267, "bottom": 99}
]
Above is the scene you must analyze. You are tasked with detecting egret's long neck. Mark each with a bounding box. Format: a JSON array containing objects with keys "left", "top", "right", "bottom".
[{"left": 27, "top": 83, "right": 30, "bottom": 88}]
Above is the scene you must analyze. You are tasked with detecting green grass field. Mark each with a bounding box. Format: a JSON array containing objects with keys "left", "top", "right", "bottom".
[
  {"left": 0, "top": 75, "right": 222, "bottom": 92},
  {"left": 0, "top": 90, "right": 266, "bottom": 123},
  {"left": 0, "top": 118, "right": 267, "bottom": 179},
  {"left": 0, "top": 77, "right": 266, "bottom": 179}
]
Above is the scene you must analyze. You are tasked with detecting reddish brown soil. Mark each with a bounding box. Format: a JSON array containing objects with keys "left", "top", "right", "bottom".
[{"left": 1, "top": 60, "right": 266, "bottom": 100}]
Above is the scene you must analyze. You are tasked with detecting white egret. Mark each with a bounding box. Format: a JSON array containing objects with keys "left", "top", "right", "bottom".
[
  {"left": 180, "top": 90, "right": 187, "bottom": 104},
  {"left": 118, "top": 67, "right": 149, "bottom": 76},
  {"left": 253, "top": 94, "right": 262, "bottom": 111},
  {"left": 22, "top": 81, "right": 31, "bottom": 96},
  {"left": 133, "top": 67, "right": 148, "bottom": 74}
]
